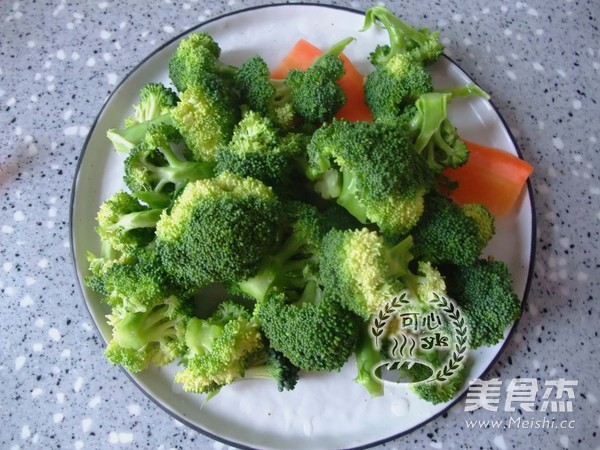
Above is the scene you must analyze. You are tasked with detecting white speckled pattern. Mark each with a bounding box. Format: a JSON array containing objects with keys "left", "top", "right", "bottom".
[{"left": 0, "top": 1, "right": 598, "bottom": 449}]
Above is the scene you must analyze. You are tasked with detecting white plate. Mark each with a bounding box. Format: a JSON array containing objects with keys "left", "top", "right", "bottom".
[{"left": 70, "top": 4, "right": 535, "bottom": 449}]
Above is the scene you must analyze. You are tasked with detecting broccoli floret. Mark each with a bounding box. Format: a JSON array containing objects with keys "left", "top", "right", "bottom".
[
  {"left": 320, "top": 228, "right": 414, "bottom": 319},
  {"left": 236, "top": 202, "right": 327, "bottom": 303},
  {"left": 400, "top": 84, "right": 489, "bottom": 172},
  {"left": 307, "top": 119, "right": 435, "bottom": 236},
  {"left": 168, "top": 32, "right": 237, "bottom": 93},
  {"left": 442, "top": 258, "right": 521, "bottom": 349},
  {"left": 285, "top": 37, "right": 354, "bottom": 124},
  {"left": 412, "top": 194, "right": 495, "bottom": 266},
  {"left": 361, "top": 6, "right": 443, "bottom": 120},
  {"left": 155, "top": 172, "right": 280, "bottom": 290},
  {"left": 243, "top": 348, "right": 300, "bottom": 392},
  {"left": 108, "top": 75, "right": 240, "bottom": 161},
  {"left": 85, "top": 245, "right": 183, "bottom": 312},
  {"left": 95, "top": 191, "right": 162, "bottom": 254},
  {"left": 124, "top": 123, "right": 215, "bottom": 198},
  {"left": 105, "top": 296, "right": 190, "bottom": 372},
  {"left": 401, "top": 351, "right": 466, "bottom": 404},
  {"left": 256, "top": 289, "right": 360, "bottom": 372},
  {"left": 235, "top": 37, "right": 354, "bottom": 127},
  {"left": 123, "top": 83, "right": 179, "bottom": 128},
  {"left": 215, "top": 111, "right": 304, "bottom": 187},
  {"left": 235, "top": 55, "right": 296, "bottom": 130},
  {"left": 174, "top": 301, "right": 264, "bottom": 394},
  {"left": 362, "top": 7, "right": 443, "bottom": 66}
]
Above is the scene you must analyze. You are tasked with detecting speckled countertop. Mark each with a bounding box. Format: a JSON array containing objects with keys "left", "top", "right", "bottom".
[{"left": 1, "top": 0, "right": 599, "bottom": 449}]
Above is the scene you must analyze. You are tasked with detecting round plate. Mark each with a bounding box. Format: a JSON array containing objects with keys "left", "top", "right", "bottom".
[{"left": 70, "top": 4, "right": 536, "bottom": 449}]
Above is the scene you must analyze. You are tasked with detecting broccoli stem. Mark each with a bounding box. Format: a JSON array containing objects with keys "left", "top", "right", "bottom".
[
  {"left": 107, "top": 113, "right": 174, "bottom": 154},
  {"left": 355, "top": 324, "right": 384, "bottom": 396},
  {"left": 337, "top": 167, "right": 368, "bottom": 223},
  {"left": 385, "top": 236, "right": 414, "bottom": 279},
  {"left": 113, "top": 208, "right": 163, "bottom": 231},
  {"left": 312, "top": 36, "right": 356, "bottom": 65},
  {"left": 361, "top": 6, "right": 408, "bottom": 57}
]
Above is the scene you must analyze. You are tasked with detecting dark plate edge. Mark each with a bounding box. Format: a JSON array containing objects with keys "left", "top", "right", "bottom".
[{"left": 68, "top": 3, "right": 538, "bottom": 450}]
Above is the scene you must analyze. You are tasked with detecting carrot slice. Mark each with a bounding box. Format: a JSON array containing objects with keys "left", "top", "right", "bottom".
[
  {"left": 443, "top": 140, "right": 533, "bottom": 217},
  {"left": 271, "top": 39, "right": 373, "bottom": 122}
]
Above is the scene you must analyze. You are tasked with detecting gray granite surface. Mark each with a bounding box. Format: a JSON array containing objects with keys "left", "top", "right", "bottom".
[{"left": 1, "top": 0, "right": 599, "bottom": 449}]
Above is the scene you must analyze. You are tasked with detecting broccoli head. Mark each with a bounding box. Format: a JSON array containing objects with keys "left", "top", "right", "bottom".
[
  {"left": 168, "top": 32, "right": 237, "bottom": 93},
  {"left": 108, "top": 75, "right": 239, "bottom": 161},
  {"left": 124, "top": 123, "right": 215, "bottom": 198},
  {"left": 95, "top": 191, "right": 162, "bottom": 254},
  {"left": 174, "top": 301, "right": 264, "bottom": 394},
  {"left": 412, "top": 194, "right": 495, "bottom": 266},
  {"left": 400, "top": 84, "right": 489, "bottom": 173},
  {"left": 215, "top": 111, "right": 304, "bottom": 187},
  {"left": 123, "top": 83, "right": 179, "bottom": 128},
  {"left": 256, "top": 289, "right": 360, "bottom": 372},
  {"left": 155, "top": 172, "right": 280, "bottom": 290},
  {"left": 86, "top": 245, "right": 183, "bottom": 312},
  {"left": 105, "top": 296, "right": 190, "bottom": 372},
  {"left": 320, "top": 228, "right": 414, "bottom": 319},
  {"left": 361, "top": 6, "right": 443, "bottom": 120},
  {"left": 307, "top": 119, "right": 435, "bottom": 236},
  {"left": 443, "top": 258, "right": 521, "bottom": 349}
]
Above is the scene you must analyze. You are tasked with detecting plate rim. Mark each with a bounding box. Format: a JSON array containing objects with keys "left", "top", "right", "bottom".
[{"left": 69, "top": 3, "right": 537, "bottom": 449}]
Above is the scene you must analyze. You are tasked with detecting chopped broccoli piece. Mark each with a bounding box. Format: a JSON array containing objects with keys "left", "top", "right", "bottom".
[
  {"left": 155, "top": 172, "right": 280, "bottom": 290},
  {"left": 307, "top": 119, "right": 435, "bottom": 236},
  {"left": 86, "top": 245, "right": 182, "bottom": 312},
  {"left": 256, "top": 288, "right": 361, "bottom": 372},
  {"left": 215, "top": 111, "right": 304, "bottom": 187},
  {"left": 168, "top": 32, "right": 237, "bottom": 93},
  {"left": 355, "top": 324, "right": 384, "bottom": 397},
  {"left": 412, "top": 194, "right": 495, "bottom": 266},
  {"left": 95, "top": 191, "right": 162, "bottom": 254},
  {"left": 108, "top": 75, "right": 239, "bottom": 161},
  {"left": 105, "top": 296, "right": 190, "bottom": 372},
  {"left": 401, "top": 351, "right": 466, "bottom": 404},
  {"left": 174, "top": 301, "right": 264, "bottom": 394},
  {"left": 243, "top": 348, "right": 300, "bottom": 392},
  {"left": 235, "top": 37, "right": 353, "bottom": 127},
  {"left": 320, "top": 228, "right": 414, "bottom": 319},
  {"left": 361, "top": 6, "right": 443, "bottom": 120},
  {"left": 124, "top": 123, "right": 215, "bottom": 198},
  {"left": 443, "top": 258, "right": 521, "bottom": 349},
  {"left": 123, "top": 83, "right": 179, "bottom": 128}
]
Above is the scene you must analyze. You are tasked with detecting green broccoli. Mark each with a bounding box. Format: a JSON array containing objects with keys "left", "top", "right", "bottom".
[
  {"left": 256, "top": 288, "right": 361, "bottom": 372},
  {"left": 168, "top": 32, "right": 237, "bottom": 93},
  {"left": 361, "top": 6, "right": 443, "bottom": 120},
  {"left": 95, "top": 191, "right": 162, "bottom": 254},
  {"left": 243, "top": 348, "right": 300, "bottom": 392},
  {"left": 320, "top": 228, "right": 413, "bottom": 319},
  {"left": 442, "top": 258, "right": 521, "bottom": 349},
  {"left": 85, "top": 245, "right": 183, "bottom": 313},
  {"left": 105, "top": 295, "right": 190, "bottom": 372},
  {"left": 123, "top": 83, "right": 179, "bottom": 128},
  {"left": 215, "top": 111, "right": 304, "bottom": 187},
  {"left": 235, "top": 37, "right": 354, "bottom": 127},
  {"left": 174, "top": 301, "right": 264, "bottom": 394},
  {"left": 412, "top": 194, "right": 495, "bottom": 266},
  {"left": 236, "top": 202, "right": 328, "bottom": 304},
  {"left": 124, "top": 123, "right": 215, "bottom": 201},
  {"left": 108, "top": 75, "right": 240, "bottom": 161},
  {"left": 400, "top": 351, "right": 466, "bottom": 404},
  {"left": 307, "top": 119, "right": 435, "bottom": 236},
  {"left": 398, "top": 84, "right": 489, "bottom": 172},
  {"left": 155, "top": 172, "right": 280, "bottom": 290}
]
